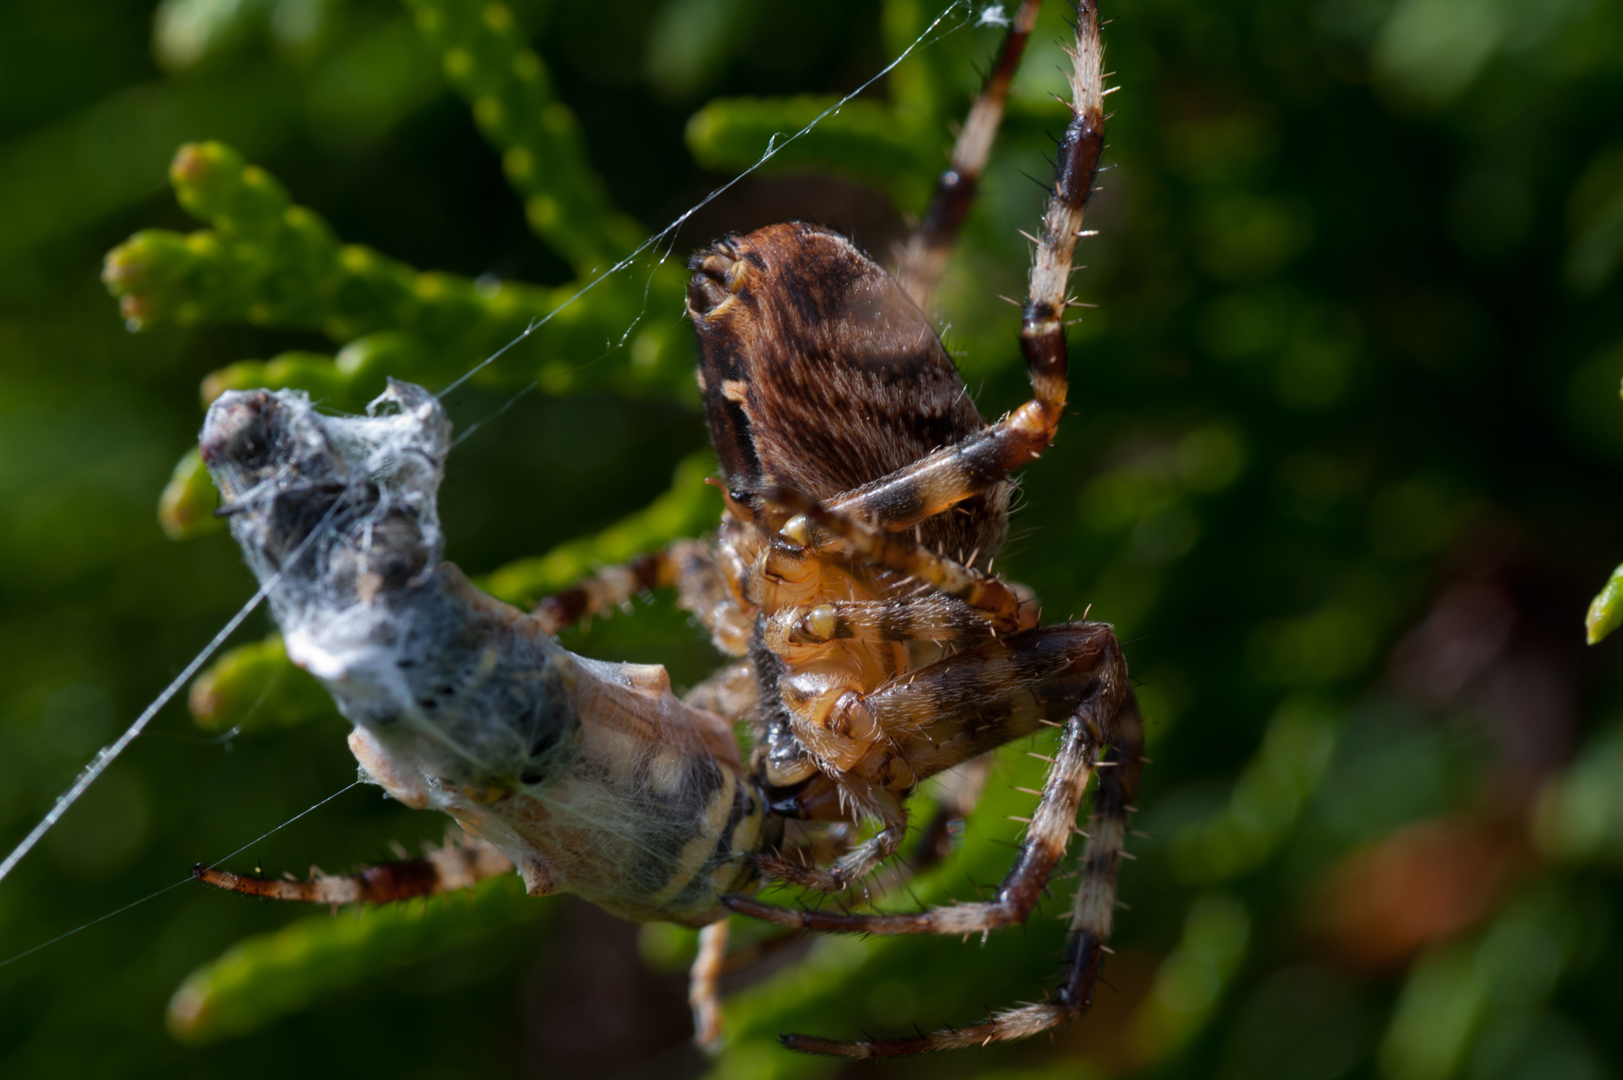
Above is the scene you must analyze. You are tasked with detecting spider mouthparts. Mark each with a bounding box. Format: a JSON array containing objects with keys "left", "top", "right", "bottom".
[{"left": 688, "top": 273, "right": 731, "bottom": 318}]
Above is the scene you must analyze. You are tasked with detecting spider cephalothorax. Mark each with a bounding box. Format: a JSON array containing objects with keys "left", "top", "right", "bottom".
[{"left": 196, "top": 0, "right": 1143, "bottom": 1058}]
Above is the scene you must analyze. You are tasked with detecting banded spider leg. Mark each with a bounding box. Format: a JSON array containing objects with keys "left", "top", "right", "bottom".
[{"left": 731, "top": 696, "right": 1143, "bottom": 1057}]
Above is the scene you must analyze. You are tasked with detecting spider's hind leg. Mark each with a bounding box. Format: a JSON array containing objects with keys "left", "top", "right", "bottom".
[
  {"left": 785, "top": 699, "right": 1144, "bottom": 1058},
  {"left": 743, "top": 621, "right": 1123, "bottom": 909},
  {"left": 724, "top": 624, "right": 1140, "bottom": 1055}
]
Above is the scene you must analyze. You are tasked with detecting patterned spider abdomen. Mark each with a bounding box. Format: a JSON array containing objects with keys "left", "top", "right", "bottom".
[{"left": 687, "top": 222, "right": 1009, "bottom": 564}]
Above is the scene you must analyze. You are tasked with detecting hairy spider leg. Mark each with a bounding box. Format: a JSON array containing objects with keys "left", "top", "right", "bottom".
[
  {"left": 896, "top": 0, "right": 1046, "bottom": 309},
  {"left": 193, "top": 833, "right": 514, "bottom": 905},
  {"left": 750, "top": 623, "right": 1123, "bottom": 894},
  {"left": 780, "top": 696, "right": 1143, "bottom": 1057},
  {"left": 830, "top": 0, "right": 1105, "bottom": 534},
  {"left": 765, "top": 594, "right": 994, "bottom": 651},
  {"left": 535, "top": 537, "right": 753, "bottom": 656},
  {"left": 726, "top": 621, "right": 1124, "bottom": 918},
  {"left": 761, "top": 486, "right": 1023, "bottom": 630}
]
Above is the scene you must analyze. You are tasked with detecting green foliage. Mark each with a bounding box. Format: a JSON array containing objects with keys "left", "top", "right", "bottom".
[
  {"left": 168, "top": 870, "right": 548, "bottom": 1043},
  {"left": 3, "top": 0, "right": 1623, "bottom": 1078},
  {"left": 404, "top": 0, "right": 646, "bottom": 272},
  {"left": 482, "top": 449, "right": 722, "bottom": 606},
  {"left": 186, "top": 632, "right": 335, "bottom": 736}
]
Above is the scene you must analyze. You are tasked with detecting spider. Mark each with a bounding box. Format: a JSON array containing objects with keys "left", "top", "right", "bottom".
[{"left": 191, "top": 0, "right": 1143, "bottom": 1058}]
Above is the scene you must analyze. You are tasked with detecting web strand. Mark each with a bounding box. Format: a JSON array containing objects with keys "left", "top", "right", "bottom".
[
  {"left": 434, "top": 0, "right": 977, "bottom": 399},
  {"left": 0, "top": 780, "right": 363, "bottom": 971},
  {"left": 0, "top": 497, "right": 344, "bottom": 889}
]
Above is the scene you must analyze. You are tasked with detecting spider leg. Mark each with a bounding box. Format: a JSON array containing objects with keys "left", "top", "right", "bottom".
[
  {"left": 532, "top": 549, "right": 671, "bottom": 633},
  {"left": 762, "top": 487, "right": 1023, "bottom": 630},
  {"left": 193, "top": 834, "right": 513, "bottom": 905},
  {"left": 896, "top": 0, "right": 1045, "bottom": 310},
  {"left": 752, "top": 623, "right": 1122, "bottom": 891},
  {"left": 725, "top": 623, "right": 1125, "bottom": 929},
  {"left": 753, "top": 783, "right": 906, "bottom": 893},
  {"left": 830, "top": 0, "right": 1105, "bottom": 533},
  {"left": 913, "top": 753, "right": 996, "bottom": 870},
  {"left": 782, "top": 699, "right": 1144, "bottom": 1058},
  {"left": 689, "top": 919, "right": 729, "bottom": 1052},
  {"left": 764, "top": 595, "right": 993, "bottom": 651},
  {"left": 535, "top": 538, "right": 751, "bottom": 655}
]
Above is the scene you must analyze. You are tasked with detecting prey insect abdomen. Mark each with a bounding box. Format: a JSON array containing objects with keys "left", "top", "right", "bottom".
[{"left": 200, "top": 382, "right": 778, "bottom": 926}]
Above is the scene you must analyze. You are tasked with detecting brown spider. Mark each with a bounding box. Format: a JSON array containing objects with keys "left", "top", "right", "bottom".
[{"left": 192, "top": 0, "right": 1143, "bottom": 1058}]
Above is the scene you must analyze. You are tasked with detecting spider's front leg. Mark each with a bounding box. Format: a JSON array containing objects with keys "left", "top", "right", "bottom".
[{"left": 830, "top": 0, "right": 1107, "bottom": 536}]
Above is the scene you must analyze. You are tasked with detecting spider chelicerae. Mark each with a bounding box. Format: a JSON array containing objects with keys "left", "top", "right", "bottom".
[{"left": 192, "top": 0, "right": 1143, "bottom": 1058}]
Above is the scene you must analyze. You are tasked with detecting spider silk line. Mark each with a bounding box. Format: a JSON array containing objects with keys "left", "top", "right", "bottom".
[
  {"left": 0, "top": 781, "right": 363, "bottom": 971},
  {"left": 0, "top": 496, "right": 345, "bottom": 889},
  {"left": 0, "top": 0, "right": 986, "bottom": 891}
]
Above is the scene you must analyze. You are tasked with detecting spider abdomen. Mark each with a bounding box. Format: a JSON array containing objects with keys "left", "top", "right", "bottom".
[{"left": 688, "top": 221, "right": 1009, "bottom": 563}]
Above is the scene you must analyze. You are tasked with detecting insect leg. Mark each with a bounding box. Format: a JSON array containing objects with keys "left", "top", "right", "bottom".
[
  {"left": 194, "top": 834, "right": 514, "bottom": 905},
  {"left": 896, "top": 0, "right": 1045, "bottom": 309},
  {"left": 689, "top": 919, "right": 729, "bottom": 1052},
  {"left": 829, "top": 0, "right": 1105, "bottom": 533}
]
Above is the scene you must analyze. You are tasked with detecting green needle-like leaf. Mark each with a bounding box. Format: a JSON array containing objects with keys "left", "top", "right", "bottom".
[
  {"left": 686, "top": 96, "right": 935, "bottom": 211},
  {"left": 405, "top": 0, "right": 646, "bottom": 273},
  {"left": 104, "top": 142, "right": 695, "bottom": 406},
  {"left": 187, "top": 634, "right": 336, "bottom": 737},
  {"left": 1586, "top": 562, "right": 1623, "bottom": 643}
]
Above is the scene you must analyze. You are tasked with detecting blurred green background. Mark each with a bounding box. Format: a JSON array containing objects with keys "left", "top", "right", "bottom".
[{"left": 3, "top": 0, "right": 1623, "bottom": 1077}]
